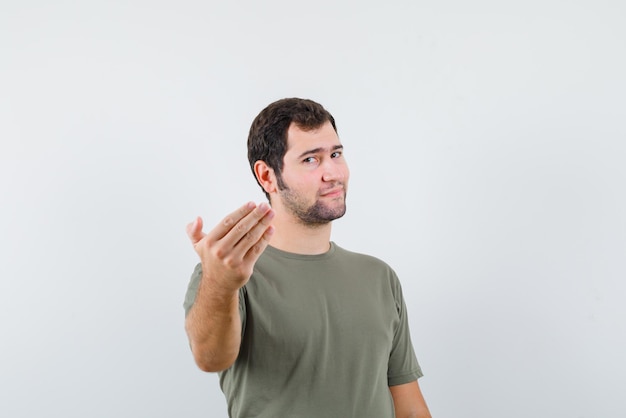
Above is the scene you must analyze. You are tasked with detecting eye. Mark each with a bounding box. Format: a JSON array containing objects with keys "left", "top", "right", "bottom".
[
  {"left": 303, "top": 156, "right": 317, "bottom": 164},
  {"left": 331, "top": 151, "right": 342, "bottom": 158}
]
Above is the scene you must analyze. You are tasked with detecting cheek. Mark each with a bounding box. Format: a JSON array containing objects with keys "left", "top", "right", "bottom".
[
  {"left": 282, "top": 171, "right": 313, "bottom": 191},
  {"left": 341, "top": 164, "right": 350, "bottom": 182}
]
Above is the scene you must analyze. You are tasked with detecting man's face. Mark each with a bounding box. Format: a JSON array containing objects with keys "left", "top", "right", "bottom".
[{"left": 276, "top": 121, "right": 349, "bottom": 225}]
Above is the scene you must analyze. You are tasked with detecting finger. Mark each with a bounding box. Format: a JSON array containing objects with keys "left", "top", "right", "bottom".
[
  {"left": 233, "top": 207, "right": 275, "bottom": 252},
  {"left": 243, "top": 224, "right": 275, "bottom": 264},
  {"left": 219, "top": 202, "right": 273, "bottom": 249},
  {"left": 207, "top": 201, "right": 257, "bottom": 242},
  {"left": 186, "top": 216, "right": 205, "bottom": 244}
]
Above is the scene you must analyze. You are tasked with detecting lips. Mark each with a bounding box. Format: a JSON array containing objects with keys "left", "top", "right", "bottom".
[{"left": 320, "top": 187, "right": 344, "bottom": 197}]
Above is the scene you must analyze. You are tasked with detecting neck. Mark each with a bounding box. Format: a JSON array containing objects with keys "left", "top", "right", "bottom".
[{"left": 268, "top": 212, "right": 333, "bottom": 255}]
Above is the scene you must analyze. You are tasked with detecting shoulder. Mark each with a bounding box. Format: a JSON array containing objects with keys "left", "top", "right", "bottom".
[
  {"left": 333, "top": 243, "right": 391, "bottom": 266},
  {"left": 332, "top": 243, "right": 401, "bottom": 283}
]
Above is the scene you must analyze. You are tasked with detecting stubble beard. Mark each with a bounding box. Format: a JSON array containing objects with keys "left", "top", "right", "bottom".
[{"left": 278, "top": 184, "right": 347, "bottom": 227}]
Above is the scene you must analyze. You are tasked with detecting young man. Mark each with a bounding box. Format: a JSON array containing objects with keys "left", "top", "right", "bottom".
[{"left": 184, "top": 98, "right": 431, "bottom": 418}]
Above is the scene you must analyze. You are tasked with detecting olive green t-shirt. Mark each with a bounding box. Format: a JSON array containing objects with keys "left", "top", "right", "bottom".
[{"left": 184, "top": 242, "right": 423, "bottom": 418}]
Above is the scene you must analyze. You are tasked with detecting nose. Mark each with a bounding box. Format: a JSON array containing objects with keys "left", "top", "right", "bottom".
[{"left": 322, "top": 159, "right": 347, "bottom": 183}]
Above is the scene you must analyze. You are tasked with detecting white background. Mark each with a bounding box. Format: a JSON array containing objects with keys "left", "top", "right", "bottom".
[{"left": 1, "top": 1, "right": 625, "bottom": 417}]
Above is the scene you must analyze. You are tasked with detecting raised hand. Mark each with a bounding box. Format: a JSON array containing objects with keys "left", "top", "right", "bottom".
[
  {"left": 186, "top": 202, "right": 275, "bottom": 294},
  {"left": 184, "top": 202, "right": 275, "bottom": 372}
]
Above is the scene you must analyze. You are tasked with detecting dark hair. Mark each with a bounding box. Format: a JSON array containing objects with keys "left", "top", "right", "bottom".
[{"left": 247, "top": 98, "right": 337, "bottom": 200}]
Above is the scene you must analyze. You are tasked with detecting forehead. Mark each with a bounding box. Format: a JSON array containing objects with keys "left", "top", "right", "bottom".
[{"left": 285, "top": 121, "right": 341, "bottom": 152}]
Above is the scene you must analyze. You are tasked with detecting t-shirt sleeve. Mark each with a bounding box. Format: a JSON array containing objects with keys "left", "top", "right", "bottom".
[
  {"left": 182, "top": 263, "right": 247, "bottom": 330},
  {"left": 183, "top": 263, "right": 203, "bottom": 317},
  {"left": 387, "top": 272, "right": 423, "bottom": 386}
]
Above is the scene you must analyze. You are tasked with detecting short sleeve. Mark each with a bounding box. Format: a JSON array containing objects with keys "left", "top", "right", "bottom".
[
  {"left": 387, "top": 273, "right": 423, "bottom": 386},
  {"left": 183, "top": 263, "right": 203, "bottom": 316},
  {"left": 182, "top": 264, "right": 247, "bottom": 332}
]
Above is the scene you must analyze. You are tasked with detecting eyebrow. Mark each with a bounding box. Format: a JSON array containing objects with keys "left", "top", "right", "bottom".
[{"left": 297, "top": 145, "right": 344, "bottom": 159}]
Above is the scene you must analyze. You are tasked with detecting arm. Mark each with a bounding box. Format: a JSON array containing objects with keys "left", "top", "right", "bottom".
[
  {"left": 390, "top": 380, "right": 432, "bottom": 418},
  {"left": 185, "top": 202, "right": 274, "bottom": 372}
]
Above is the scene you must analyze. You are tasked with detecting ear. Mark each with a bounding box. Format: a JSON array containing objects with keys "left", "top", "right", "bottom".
[{"left": 254, "top": 160, "right": 278, "bottom": 195}]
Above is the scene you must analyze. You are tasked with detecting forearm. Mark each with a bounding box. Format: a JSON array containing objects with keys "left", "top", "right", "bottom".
[{"left": 185, "top": 276, "right": 242, "bottom": 372}]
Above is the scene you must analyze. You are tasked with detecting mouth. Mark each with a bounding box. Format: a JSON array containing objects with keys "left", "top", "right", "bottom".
[{"left": 320, "top": 187, "right": 344, "bottom": 198}]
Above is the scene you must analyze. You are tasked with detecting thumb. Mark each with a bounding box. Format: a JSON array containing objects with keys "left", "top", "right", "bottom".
[{"left": 186, "top": 216, "right": 205, "bottom": 244}]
